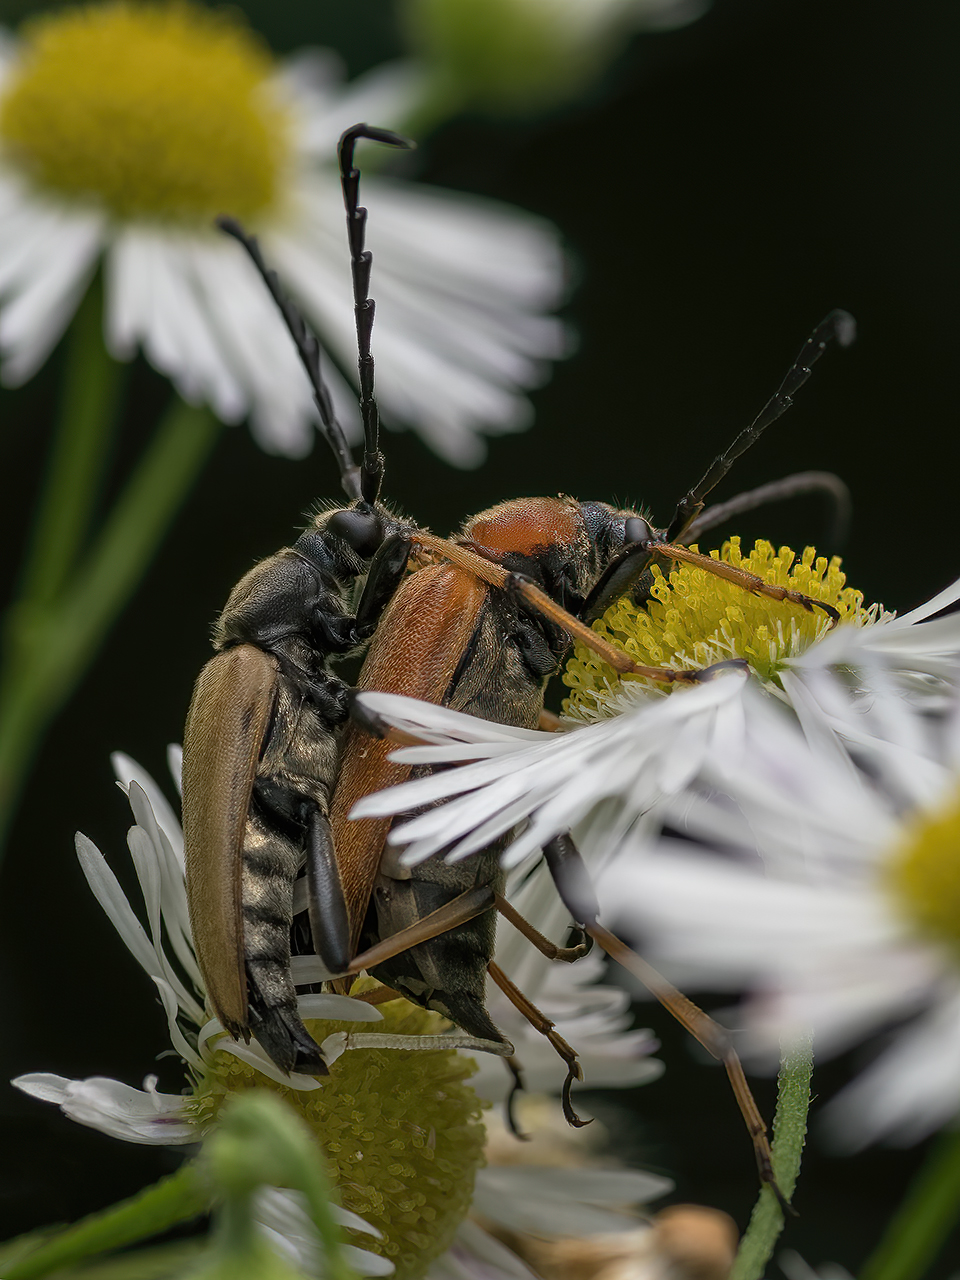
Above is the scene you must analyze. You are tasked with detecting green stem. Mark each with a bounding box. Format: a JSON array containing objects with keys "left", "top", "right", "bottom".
[
  {"left": 0, "top": 398, "right": 222, "bottom": 855},
  {"left": 729, "top": 1034, "right": 814, "bottom": 1280},
  {"left": 16, "top": 276, "right": 125, "bottom": 609},
  {"left": 1, "top": 1165, "right": 208, "bottom": 1280},
  {"left": 859, "top": 1127, "right": 960, "bottom": 1280}
]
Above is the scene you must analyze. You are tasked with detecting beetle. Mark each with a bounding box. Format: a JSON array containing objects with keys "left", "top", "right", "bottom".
[{"left": 183, "top": 122, "right": 852, "bottom": 1192}]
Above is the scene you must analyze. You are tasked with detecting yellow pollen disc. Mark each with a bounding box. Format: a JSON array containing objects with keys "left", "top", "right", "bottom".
[
  {"left": 564, "top": 537, "right": 873, "bottom": 720},
  {"left": 191, "top": 995, "right": 487, "bottom": 1280},
  {"left": 887, "top": 790, "right": 960, "bottom": 956},
  {"left": 0, "top": 2, "right": 289, "bottom": 222}
]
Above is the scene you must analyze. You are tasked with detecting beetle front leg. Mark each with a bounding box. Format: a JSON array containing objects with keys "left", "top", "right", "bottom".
[
  {"left": 302, "top": 804, "right": 352, "bottom": 977},
  {"left": 354, "top": 533, "right": 413, "bottom": 637}
]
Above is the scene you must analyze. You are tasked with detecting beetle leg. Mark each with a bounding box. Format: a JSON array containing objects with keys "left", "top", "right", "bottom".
[
  {"left": 541, "top": 834, "right": 789, "bottom": 1208},
  {"left": 331, "top": 1031, "right": 513, "bottom": 1056},
  {"left": 503, "top": 1056, "right": 531, "bottom": 1140},
  {"left": 493, "top": 890, "right": 590, "bottom": 962},
  {"left": 487, "top": 961, "right": 590, "bottom": 1128},
  {"left": 354, "top": 533, "right": 414, "bottom": 638},
  {"left": 650, "top": 541, "right": 840, "bottom": 627},
  {"left": 410, "top": 531, "right": 740, "bottom": 685},
  {"left": 303, "top": 805, "right": 352, "bottom": 976},
  {"left": 346, "top": 884, "right": 497, "bottom": 973},
  {"left": 508, "top": 574, "right": 748, "bottom": 684}
]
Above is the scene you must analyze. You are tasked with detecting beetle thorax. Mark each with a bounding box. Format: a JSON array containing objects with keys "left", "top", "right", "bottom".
[{"left": 459, "top": 496, "right": 605, "bottom": 598}]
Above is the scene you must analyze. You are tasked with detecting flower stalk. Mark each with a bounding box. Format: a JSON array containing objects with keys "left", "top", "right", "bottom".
[
  {"left": 0, "top": 286, "right": 223, "bottom": 856},
  {"left": 859, "top": 1127, "right": 960, "bottom": 1280},
  {"left": 729, "top": 1034, "right": 814, "bottom": 1280}
]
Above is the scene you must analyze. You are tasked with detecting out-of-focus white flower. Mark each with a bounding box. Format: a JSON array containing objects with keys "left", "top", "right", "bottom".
[
  {"left": 350, "top": 544, "right": 960, "bottom": 874},
  {"left": 0, "top": 2, "right": 567, "bottom": 464},
  {"left": 598, "top": 671, "right": 960, "bottom": 1151},
  {"left": 15, "top": 751, "right": 664, "bottom": 1278}
]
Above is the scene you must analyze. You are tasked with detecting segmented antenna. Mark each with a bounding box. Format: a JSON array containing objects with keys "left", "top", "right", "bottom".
[
  {"left": 338, "top": 124, "right": 414, "bottom": 505},
  {"left": 665, "top": 309, "right": 856, "bottom": 543},
  {"left": 217, "top": 215, "right": 364, "bottom": 502}
]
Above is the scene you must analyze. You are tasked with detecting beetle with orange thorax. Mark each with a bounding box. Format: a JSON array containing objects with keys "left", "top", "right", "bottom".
[{"left": 182, "top": 123, "right": 852, "bottom": 1187}]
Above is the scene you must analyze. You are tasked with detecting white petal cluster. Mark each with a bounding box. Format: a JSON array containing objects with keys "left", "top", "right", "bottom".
[
  {"left": 349, "top": 575, "right": 960, "bottom": 1152},
  {"left": 14, "top": 750, "right": 664, "bottom": 1277},
  {"left": 0, "top": 48, "right": 567, "bottom": 465},
  {"left": 352, "top": 575, "right": 960, "bottom": 871},
  {"left": 599, "top": 673, "right": 960, "bottom": 1151},
  {"left": 352, "top": 670, "right": 750, "bottom": 871}
]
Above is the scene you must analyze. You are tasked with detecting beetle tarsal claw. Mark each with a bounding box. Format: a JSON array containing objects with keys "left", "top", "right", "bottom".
[
  {"left": 503, "top": 1056, "right": 532, "bottom": 1141},
  {"left": 561, "top": 1061, "right": 591, "bottom": 1129}
]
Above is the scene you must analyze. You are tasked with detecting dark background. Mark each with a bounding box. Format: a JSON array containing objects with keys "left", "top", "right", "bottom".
[{"left": 2, "top": 0, "right": 959, "bottom": 1273}]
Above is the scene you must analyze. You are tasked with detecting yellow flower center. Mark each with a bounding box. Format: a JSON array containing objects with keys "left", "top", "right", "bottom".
[
  {"left": 0, "top": 2, "right": 289, "bottom": 222},
  {"left": 564, "top": 537, "right": 872, "bottom": 719},
  {"left": 887, "top": 790, "right": 960, "bottom": 956},
  {"left": 191, "top": 996, "right": 487, "bottom": 1280}
]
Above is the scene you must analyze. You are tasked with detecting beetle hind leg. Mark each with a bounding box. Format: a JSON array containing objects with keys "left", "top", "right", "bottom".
[
  {"left": 542, "top": 833, "right": 789, "bottom": 1205},
  {"left": 487, "top": 961, "right": 590, "bottom": 1128}
]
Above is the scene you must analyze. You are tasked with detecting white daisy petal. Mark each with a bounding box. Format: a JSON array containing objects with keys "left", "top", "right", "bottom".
[
  {"left": 254, "top": 1186, "right": 392, "bottom": 1276},
  {"left": 75, "top": 832, "right": 167, "bottom": 981},
  {"left": 293, "top": 58, "right": 424, "bottom": 154},
  {"left": 473, "top": 1166, "right": 668, "bottom": 1237},
  {"left": 353, "top": 670, "right": 748, "bottom": 869},
  {"left": 430, "top": 1219, "right": 538, "bottom": 1280},
  {"left": 820, "top": 992, "right": 960, "bottom": 1150},
  {"left": 0, "top": 199, "right": 103, "bottom": 382},
  {"left": 12, "top": 1073, "right": 195, "bottom": 1145},
  {"left": 112, "top": 751, "right": 184, "bottom": 864}
]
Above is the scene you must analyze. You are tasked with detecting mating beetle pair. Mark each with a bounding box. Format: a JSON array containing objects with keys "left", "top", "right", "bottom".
[{"left": 181, "top": 124, "right": 852, "bottom": 1193}]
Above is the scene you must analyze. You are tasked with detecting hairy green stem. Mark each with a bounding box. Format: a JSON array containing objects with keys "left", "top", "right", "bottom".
[
  {"left": 859, "top": 1127, "right": 960, "bottom": 1280},
  {"left": 16, "top": 277, "right": 125, "bottom": 610},
  {"left": 729, "top": 1034, "right": 814, "bottom": 1280}
]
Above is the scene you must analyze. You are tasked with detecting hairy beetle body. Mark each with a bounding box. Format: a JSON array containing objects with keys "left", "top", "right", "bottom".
[
  {"left": 185, "top": 128, "right": 851, "bottom": 1190},
  {"left": 182, "top": 504, "right": 409, "bottom": 1072},
  {"left": 331, "top": 497, "right": 642, "bottom": 1044}
]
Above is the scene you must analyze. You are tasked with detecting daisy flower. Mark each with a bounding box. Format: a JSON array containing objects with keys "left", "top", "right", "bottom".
[
  {"left": 0, "top": 1, "right": 567, "bottom": 464},
  {"left": 350, "top": 541, "right": 960, "bottom": 872},
  {"left": 14, "top": 751, "right": 664, "bottom": 1279},
  {"left": 597, "top": 669, "right": 960, "bottom": 1152}
]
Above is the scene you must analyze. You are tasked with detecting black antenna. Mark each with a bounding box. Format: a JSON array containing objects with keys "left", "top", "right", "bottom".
[
  {"left": 217, "top": 215, "right": 364, "bottom": 502},
  {"left": 338, "top": 124, "right": 414, "bottom": 505},
  {"left": 665, "top": 309, "right": 856, "bottom": 544}
]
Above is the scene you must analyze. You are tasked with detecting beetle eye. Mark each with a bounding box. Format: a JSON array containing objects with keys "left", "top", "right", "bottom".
[
  {"left": 328, "top": 508, "right": 383, "bottom": 558},
  {"left": 624, "top": 517, "right": 651, "bottom": 547}
]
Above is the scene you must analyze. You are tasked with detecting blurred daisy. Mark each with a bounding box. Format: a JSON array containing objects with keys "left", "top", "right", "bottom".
[
  {"left": 15, "top": 751, "right": 663, "bottom": 1279},
  {"left": 350, "top": 542, "right": 960, "bottom": 871},
  {"left": 597, "top": 671, "right": 960, "bottom": 1152},
  {"left": 0, "top": 2, "right": 566, "bottom": 464}
]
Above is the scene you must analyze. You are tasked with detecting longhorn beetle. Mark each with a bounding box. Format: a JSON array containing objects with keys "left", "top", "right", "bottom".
[{"left": 182, "top": 123, "right": 853, "bottom": 1202}]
